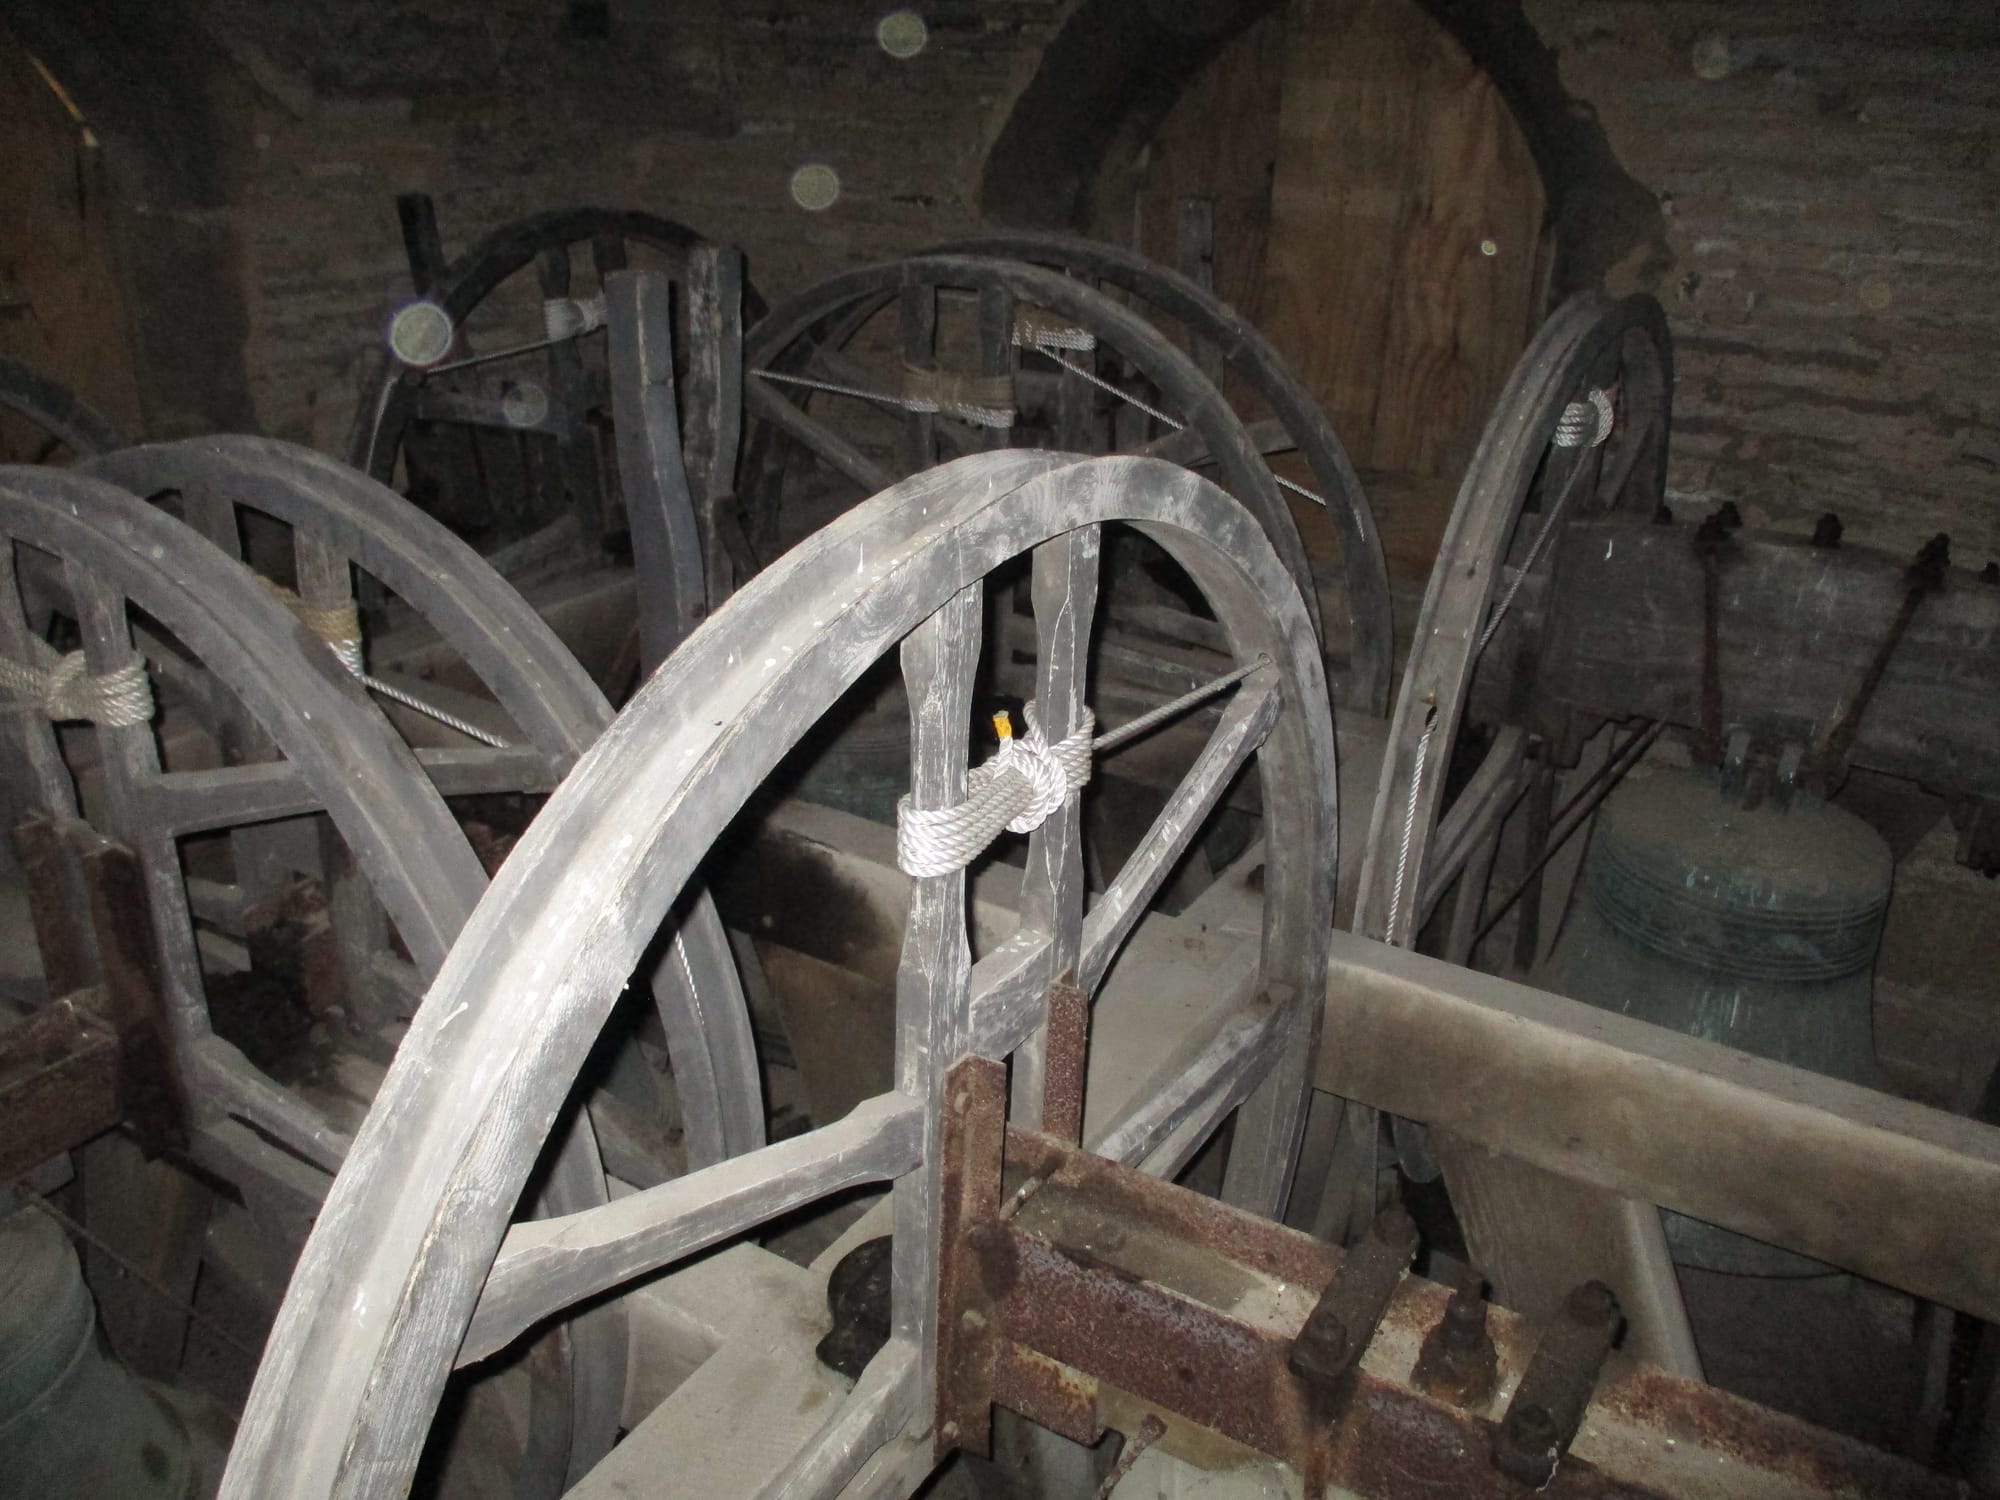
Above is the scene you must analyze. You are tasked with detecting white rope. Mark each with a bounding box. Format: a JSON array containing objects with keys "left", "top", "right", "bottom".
[
  {"left": 1384, "top": 702, "right": 1437, "bottom": 944},
  {"left": 0, "top": 639, "right": 153, "bottom": 726},
  {"left": 900, "top": 365, "right": 1016, "bottom": 429},
  {"left": 1012, "top": 309, "right": 1096, "bottom": 351},
  {"left": 751, "top": 367, "right": 1015, "bottom": 429},
  {"left": 1554, "top": 387, "right": 1615, "bottom": 449},
  {"left": 543, "top": 293, "right": 607, "bottom": 342},
  {"left": 1022, "top": 340, "right": 1330, "bottom": 510},
  {"left": 898, "top": 702, "right": 1095, "bottom": 878},
  {"left": 895, "top": 654, "right": 1270, "bottom": 878}
]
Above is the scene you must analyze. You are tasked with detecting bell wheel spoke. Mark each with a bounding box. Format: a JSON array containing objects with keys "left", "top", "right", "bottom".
[
  {"left": 1078, "top": 668, "right": 1282, "bottom": 993},
  {"left": 1008, "top": 523, "right": 1102, "bottom": 1125},
  {"left": 460, "top": 1093, "right": 922, "bottom": 1368}
]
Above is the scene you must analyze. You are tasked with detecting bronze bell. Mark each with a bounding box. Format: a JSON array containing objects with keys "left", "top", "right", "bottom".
[{"left": 1539, "top": 765, "right": 1892, "bottom": 1274}]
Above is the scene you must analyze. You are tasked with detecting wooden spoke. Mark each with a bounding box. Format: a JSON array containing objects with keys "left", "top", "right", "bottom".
[
  {"left": 897, "top": 277, "right": 939, "bottom": 475},
  {"left": 1009, "top": 524, "right": 1102, "bottom": 1125},
  {"left": 889, "top": 584, "right": 981, "bottom": 1403},
  {"left": 0, "top": 544, "right": 81, "bottom": 823},
  {"left": 605, "top": 269, "right": 707, "bottom": 664},
  {"left": 683, "top": 243, "right": 745, "bottom": 602},
  {"left": 1090, "top": 992, "right": 1286, "bottom": 1174},
  {"left": 193, "top": 1034, "right": 351, "bottom": 1173},
  {"left": 588, "top": 234, "right": 628, "bottom": 277},
  {"left": 744, "top": 378, "right": 895, "bottom": 493},
  {"left": 738, "top": 255, "right": 1326, "bottom": 659},
  {"left": 1077, "top": 670, "right": 1282, "bottom": 992},
  {"left": 460, "top": 1093, "right": 923, "bottom": 1367},
  {"left": 143, "top": 747, "right": 561, "bottom": 836},
  {"left": 964, "top": 927, "right": 1057, "bottom": 1060},
  {"left": 749, "top": 1340, "right": 922, "bottom": 1500}
]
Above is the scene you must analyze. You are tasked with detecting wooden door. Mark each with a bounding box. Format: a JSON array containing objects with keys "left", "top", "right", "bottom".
[
  {"left": 0, "top": 25, "right": 144, "bottom": 458},
  {"left": 1123, "top": 0, "right": 1547, "bottom": 580}
]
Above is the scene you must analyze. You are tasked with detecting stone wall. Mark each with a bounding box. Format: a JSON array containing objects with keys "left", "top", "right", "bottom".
[
  {"left": 1528, "top": 0, "right": 2000, "bottom": 560},
  {"left": 22, "top": 0, "right": 1997, "bottom": 561},
  {"left": 188, "top": 0, "right": 1062, "bottom": 448}
]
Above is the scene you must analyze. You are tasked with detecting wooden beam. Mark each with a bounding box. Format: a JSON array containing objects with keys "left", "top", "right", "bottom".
[
  {"left": 1502, "top": 517, "right": 2000, "bottom": 797},
  {"left": 1318, "top": 932, "right": 2000, "bottom": 1321}
]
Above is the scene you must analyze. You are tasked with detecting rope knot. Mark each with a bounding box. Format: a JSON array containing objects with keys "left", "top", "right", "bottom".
[
  {"left": 896, "top": 701, "right": 1096, "bottom": 878},
  {"left": 996, "top": 703, "right": 1090, "bottom": 833},
  {"left": 0, "top": 642, "right": 154, "bottom": 727}
]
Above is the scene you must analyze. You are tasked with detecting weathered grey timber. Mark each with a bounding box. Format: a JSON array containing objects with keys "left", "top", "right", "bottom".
[
  {"left": 1336, "top": 292, "right": 1691, "bottom": 1370},
  {"left": 1350, "top": 292, "right": 1671, "bottom": 949},
  {"left": 930, "top": 230, "right": 1392, "bottom": 714},
  {"left": 0, "top": 352, "right": 127, "bottom": 459},
  {"left": 86, "top": 434, "right": 764, "bottom": 1170},
  {"left": 349, "top": 206, "right": 757, "bottom": 549},
  {"left": 737, "top": 255, "right": 1326, "bottom": 657},
  {"left": 6, "top": 455, "right": 636, "bottom": 1482},
  {"left": 219, "top": 451, "right": 1335, "bottom": 1498},
  {"left": 1319, "top": 932, "right": 2000, "bottom": 1323}
]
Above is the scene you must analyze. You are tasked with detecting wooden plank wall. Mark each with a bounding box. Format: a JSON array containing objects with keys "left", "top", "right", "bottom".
[{"left": 1118, "top": 0, "right": 1549, "bottom": 583}]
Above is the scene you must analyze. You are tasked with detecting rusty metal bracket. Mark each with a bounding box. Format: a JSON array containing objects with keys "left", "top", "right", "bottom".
[
  {"left": 927, "top": 1081, "right": 1967, "bottom": 1497},
  {"left": 1491, "top": 1280, "right": 1621, "bottom": 1487},
  {"left": 1289, "top": 1202, "right": 1419, "bottom": 1395}
]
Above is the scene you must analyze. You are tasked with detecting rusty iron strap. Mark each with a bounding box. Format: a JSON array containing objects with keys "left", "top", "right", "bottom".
[
  {"left": 1041, "top": 975, "right": 1089, "bottom": 1146},
  {"left": 1492, "top": 1280, "right": 1621, "bottom": 1487},
  {"left": 1289, "top": 1202, "right": 1418, "bottom": 1395}
]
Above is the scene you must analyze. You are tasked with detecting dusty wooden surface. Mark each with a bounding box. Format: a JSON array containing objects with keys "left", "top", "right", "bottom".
[{"left": 1321, "top": 932, "right": 2000, "bottom": 1323}]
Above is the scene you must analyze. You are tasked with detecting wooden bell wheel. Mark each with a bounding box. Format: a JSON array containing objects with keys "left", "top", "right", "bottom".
[
  {"left": 1354, "top": 291, "right": 1672, "bottom": 957},
  {"left": 348, "top": 206, "right": 753, "bottom": 556},
  {"left": 0, "top": 452, "right": 748, "bottom": 1490},
  {"left": 83, "top": 434, "right": 763, "bottom": 1171},
  {"left": 1302, "top": 292, "right": 1672, "bottom": 1246},
  {"left": 0, "top": 352, "right": 127, "bottom": 464},
  {"left": 927, "top": 230, "right": 1393, "bottom": 714},
  {"left": 220, "top": 450, "right": 1337, "bottom": 1497},
  {"left": 735, "top": 255, "right": 1326, "bottom": 655}
]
